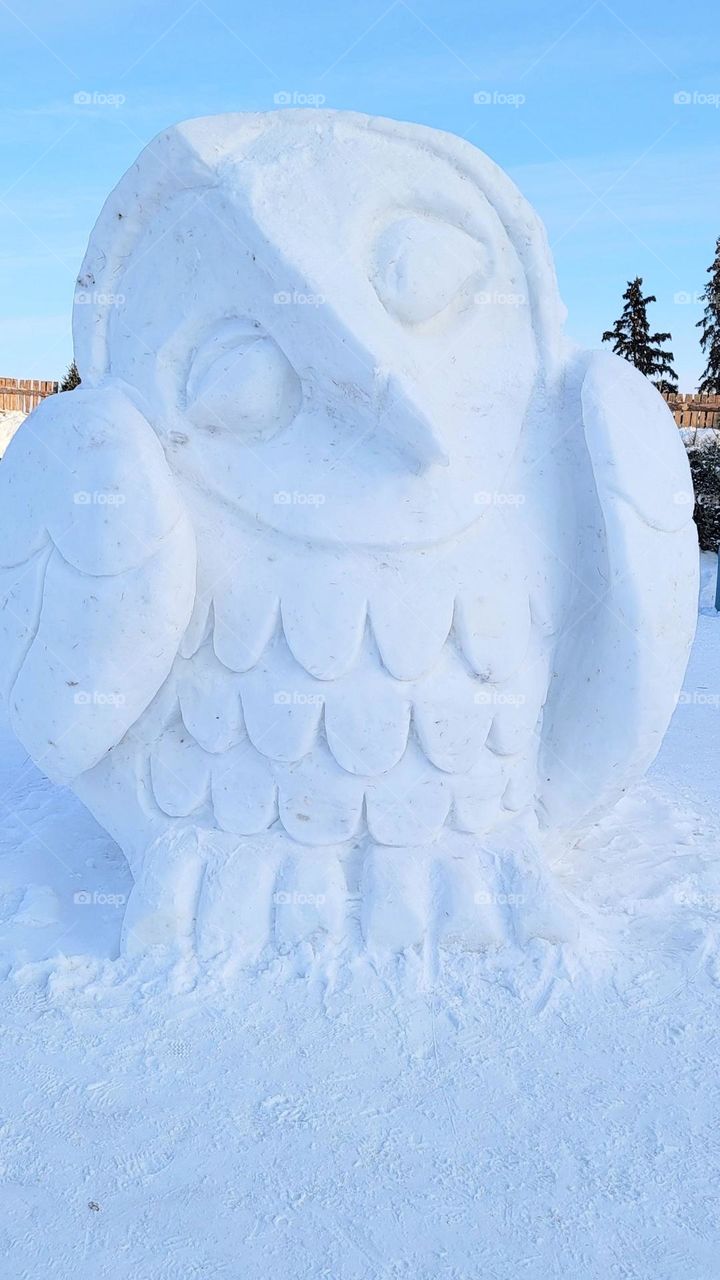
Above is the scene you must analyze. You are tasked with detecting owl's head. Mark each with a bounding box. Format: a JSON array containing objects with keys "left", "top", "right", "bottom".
[{"left": 74, "top": 111, "right": 566, "bottom": 546}]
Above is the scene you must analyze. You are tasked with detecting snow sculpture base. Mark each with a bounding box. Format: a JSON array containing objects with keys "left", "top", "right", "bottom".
[
  {"left": 0, "top": 111, "right": 697, "bottom": 965},
  {"left": 120, "top": 823, "right": 580, "bottom": 967}
]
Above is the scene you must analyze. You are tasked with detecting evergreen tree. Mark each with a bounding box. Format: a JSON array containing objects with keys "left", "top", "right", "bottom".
[
  {"left": 686, "top": 442, "right": 720, "bottom": 551},
  {"left": 59, "top": 360, "right": 81, "bottom": 392},
  {"left": 602, "top": 277, "right": 678, "bottom": 393},
  {"left": 697, "top": 237, "right": 720, "bottom": 394}
]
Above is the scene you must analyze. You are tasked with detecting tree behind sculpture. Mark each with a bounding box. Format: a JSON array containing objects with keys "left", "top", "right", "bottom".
[
  {"left": 59, "top": 361, "right": 81, "bottom": 392},
  {"left": 697, "top": 237, "right": 720, "bottom": 395},
  {"left": 687, "top": 442, "right": 720, "bottom": 551},
  {"left": 602, "top": 277, "right": 678, "bottom": 394}
]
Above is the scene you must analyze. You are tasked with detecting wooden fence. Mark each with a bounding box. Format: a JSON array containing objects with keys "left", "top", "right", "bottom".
[
  {"left": 663, "top": 393, "right": 720, "bottom": 429},
  {"left": 0, "top": 378, "right": 718, "bottom": 429},
  {"left": 0, "top": 378, "right": 58, "bottom": 413}
]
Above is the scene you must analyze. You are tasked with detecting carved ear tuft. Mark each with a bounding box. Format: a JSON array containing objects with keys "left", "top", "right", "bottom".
[{"left": 73, "top": 115, "right": 268, "bottom": 386}]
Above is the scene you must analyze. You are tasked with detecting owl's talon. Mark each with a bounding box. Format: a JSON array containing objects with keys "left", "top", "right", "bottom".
[
  {"left": 477, "top": 829, "right": 580, "bottom": 948},
  {"left": 121, "top": 826, "right": 206, "bottom": 959},
  {"left": 194, "top": 836, "right": 281, "bottom": 964},
  {"left": 273, "top": 849, "right": 347, "bottom": 951},
  {"left": 435, "top": 842, "right": 508, "bottom": 950},
  {"left": 360, "top": 845, "right": 433, "bottom": 957}
]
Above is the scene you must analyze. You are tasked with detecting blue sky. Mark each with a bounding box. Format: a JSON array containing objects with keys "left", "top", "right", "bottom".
[{"left": 1, "top": 0, "right": 718, "bottom": 388}]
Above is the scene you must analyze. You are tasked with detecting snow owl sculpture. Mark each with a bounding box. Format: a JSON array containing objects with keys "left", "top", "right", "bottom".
[{"left": 0, "top": 112, "right": 697, "bottom": 962}]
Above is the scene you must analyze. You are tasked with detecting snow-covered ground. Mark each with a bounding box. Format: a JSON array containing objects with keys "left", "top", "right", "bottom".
[
  {"left": 0, "top": 556, "right": 718, "bottom": 1278},
  {"left": 0, "top": 409, "right": 25, "bottom": 456}
]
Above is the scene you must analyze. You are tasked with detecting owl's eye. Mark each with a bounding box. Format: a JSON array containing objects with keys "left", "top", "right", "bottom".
[
  {"left": 371, "top": 216, "right": 491, "bottom": 326},
  {"left": 185, "top": 323, "right": 302, "bottom": 443}
]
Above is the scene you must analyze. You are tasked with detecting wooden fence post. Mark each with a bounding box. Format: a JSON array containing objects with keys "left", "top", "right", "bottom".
[{"left": 0, "top": 378, "right": 59, "bottom": 413}]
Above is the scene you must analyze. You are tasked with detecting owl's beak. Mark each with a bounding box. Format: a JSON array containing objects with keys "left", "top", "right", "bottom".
[
  {"left": 373, "top": 369, "right": 450, "bottom": 470},
  {"left": 270, "top": 301, "right": 451, "bottom": 470}
]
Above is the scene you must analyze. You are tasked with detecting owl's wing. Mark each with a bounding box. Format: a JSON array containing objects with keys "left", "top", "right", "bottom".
[
  {"left": 539, "top": 349, "right": 698, "bottom": 833},
  {"left": 0, "top": 385, "right": 195, "bottom": 785}
]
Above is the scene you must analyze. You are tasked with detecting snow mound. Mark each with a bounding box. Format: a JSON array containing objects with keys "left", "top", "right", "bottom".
[{"left": 0, "top": 409, "right": 25, "bottom": 456}]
